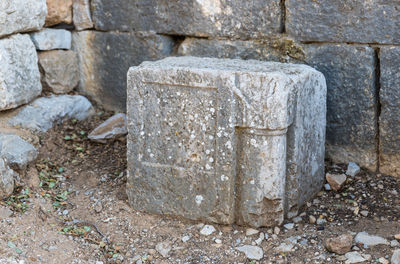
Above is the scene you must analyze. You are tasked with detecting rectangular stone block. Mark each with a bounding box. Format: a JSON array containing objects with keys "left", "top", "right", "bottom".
[
  {"left": 91, "top": 0, "right": 281, "bottom": 39},
  {"left": 379, "top": 47, "right": 400, "bottom": 177},
  {"left": 0, "top": 0, "right": 47, "bottom": 38},
  {"left": 0, "top": 34, "right": 42, "bottom": 111},
  {"left": 30, "top": 29, "right": 72, "bottom": 50},
  {"left": 178, "top": 39, "right": 378, "bottom": 170},
  {"left": 72, "top": 31, "right": 174, "bottom": 112},
  {"left": 286, "top": 0, "right": 400, "bottom": 44},
  {"left": 127, "top": 57, "right": 326, "bottom": 227}
]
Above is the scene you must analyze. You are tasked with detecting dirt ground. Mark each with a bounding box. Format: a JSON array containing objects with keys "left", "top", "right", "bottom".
[{"left": 0, "top": 111, "right": 399, "bottom": 264}]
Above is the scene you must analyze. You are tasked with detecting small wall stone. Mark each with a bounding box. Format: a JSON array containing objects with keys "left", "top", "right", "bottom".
[
  {"left": 72, "top": 31, "right": 175, "bottom": 112},
  {"left": 127, "top": 57, "right": 326, "bottom": 227},
  {"left": 91, "top": 0, "right": 281, "bottom": 39},
  {"left": 38, "top": 50, "right": 79, "bottom": 94},
  {"left": 0, "top": 0, "right": 47, "bottom": 38},
  {"left": 379, "top": 47, "right": 400, "bottom": 176},
  {"left": 30, "top": 29, "right": 72, "bottom": 50},
  {"left": 73, "top": 0, "right": 93, "bottom": 31},
  {"left": 0, "top": 34, "right": 42, "bottom": 111},
  {"left": 45, "top": 0, "right": 73, "bottom": 26},
  {"left": 286, "top": 0, "right": 400, "bottom": 44}
]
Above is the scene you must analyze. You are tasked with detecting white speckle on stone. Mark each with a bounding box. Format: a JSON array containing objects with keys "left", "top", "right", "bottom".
[
  {"left": 221, "top": 175, "right": 228, "bottom": 181},
  {"left": 195, "top": 195, "right": 203, "bottom": 205}
]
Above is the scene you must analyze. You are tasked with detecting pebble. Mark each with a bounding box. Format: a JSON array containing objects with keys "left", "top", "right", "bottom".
[
  {"left": 284, "top": 223, "right": 294, "bottom": 230},
  {"left": 378, "top": 257, "right": 389, "bottom": 264},
  {"left": 62, "top": 210, "right": 69, "bottom": 215},
  {"left": 255, "top": 232, "right": 265, "bottom": 245},
  {"left": 346, "top": 162, "right": 360, "bottom": 177},
  {"left": 215, "top": 239, "right": 222, "bottom": 244},
  {"left": 344, "top": 251, "right": 366, "bottom": 263},
  {"left": 0, "top": 206, "right": 13, "bottom": 219},
  {"left": 274, "top": 227, "right": 280, "bottom": 235},
  {"left": 316, "top": 218, "right": 326, "bottom": 226},
  {"left": 325, "top": 234, "right": 353, "bottom": 254},
  {"left": 236, "top": 245, "right": 263, "bottom": 260},
  {"left": 181, "top": 235, "right": 191, "bottom": 243},
  {"left": 395, "top": 234, "right": 400, "bottom": 240},
  {"left": 391, "top": 240, "right": 400, "bottom": 247},
  {"left": 309, "top": 215, "right": 317, "bottom": 224},
  {"left": 324, "top": 183, "right": 332, "bottom": 191},
  {"left": 155, "top": 242, "right": 172, "bottom": 258},
  {"left": 326, "top": 173, "right": 347, "bottom": 191},
  {"left": 245, "top": 228, "right": 259, "bottom": 236},
  {"left": 200, "top": 225, "right": 216, "bottom": 236},
  {"left": 292, "top": 216, "right": 302, "bottom": 223},
  {"left": 275, "top": 243, "right": 294, "bottom": 253},
  {"left": 392, "top": 249, "right": 400, "bottom": 264},
  {"left": 354, "top": 232, "right": 388, "bottom": 246},
  {"left": 94, "top": 202, "right": 103, "bottom": 213},
  {"left": 360, "top": 210, "right": 369, "bottom": 217}
]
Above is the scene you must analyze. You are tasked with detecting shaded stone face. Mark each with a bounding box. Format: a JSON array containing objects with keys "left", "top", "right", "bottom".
[
  {"left": 286, "top": 0, "right": 400, "bottom": 44},
  {"left": 379, "top": 47, "right": 400, "bottom": 177},
  {"left": 127, "top": 57, "right": 327, "bottom": 227},
  {"left": 91, "top": 0, "right": 281, "bottom": 39}
]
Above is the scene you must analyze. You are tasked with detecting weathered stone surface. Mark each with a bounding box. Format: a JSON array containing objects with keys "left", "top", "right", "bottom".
[
  {"left": 392, "top": 249, "right": 400, "bottom": 264},
  {"left": 73, "top": 0, "right": 93, "bottom": 30},
  {"left": 379, "top": 47, "right": 400, "bottom": 177},
  {"left": 236, "top": 245, "right": 263, "bottom": 260},
  {"left": 0, "top": 34, "right": 42, "bottom": 111},
  {"left": 286, "top": 0, "right": 400, "bottom": 44},
  {"left": 45, "top": 0, "right": 72, "bottom": 26},
  {"left": 346, "top": 162, "right": 361, "bottom": 177},
  {"left": 325, "top": 173, "right": 347, "bottom": 192},
  {"left": 0, "top": 0, "right": 47, "bottom": 38},
  {"left": 9, "top": 95, "right": 94, "bottom": 132},
  {"left": 355, "top": 232, "right": 388, "bottom": 247},
  {"left": 91, "top": 0, "right": 281, "bottom": 38},
  {"left": 177, "top": 40, "right": 378, "bottom": 170},
  {"left": 127, "top": 57, "right": 326, "bottom": 227},
  {"left": 303, "top": 45, "right": 377, "bottom": 171},
  {"left": 30, "top": 29, "right": 72, "bottom": 50},
  {"left": 72, "top": 31, "right": 174, "bottom": 112},
  {"left": 0, "top": 134, "right": 38, "bottom": 170},
  {"left": 38, "top": 50, "right": 79, "bottom": 94},
  {"left": 0, "top": 158, "right": 15, "bottom": 199},
  {"left": 88, "top": 113, "right": 127, "bottom": 143},
  {"left": 325, "top": 234, "right": 353, "bottom": 255}
]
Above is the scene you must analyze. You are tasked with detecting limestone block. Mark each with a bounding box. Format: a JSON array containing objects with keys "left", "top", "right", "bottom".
[
  {"left": 286, "top": 0, "right": 400, "bottom": 44},
  {"left": 72, "top": 31, "right": 174, "bottom": 112},
  {"left": 73, "top": 0, "right": 93, "bottom": 30},
  {"left": 45, "top": 0, "right": 72, "bottom": 26},
  {"left": 91, "top": 0, "right": 281, "bottom": 38},
  {"left": 0, "top": 0, "right": 47, "bottom": 38},
  {"left": 379, "top": 47, "right": 400, "bottom": 177},
  {"left": 38, "top": 50, "right": 79, "bottom": 94},
  {"left": 30, "top": 29, "right": 71, "bottom": 50},
  {"left": 177, "top": 39, "right": 378, "bottom": 170},
  {"left": 127, "top": 57, "right": 326, "bottom": 227},
  {"left": 0, "top": 34, "right": 42, "bottom": 111}
]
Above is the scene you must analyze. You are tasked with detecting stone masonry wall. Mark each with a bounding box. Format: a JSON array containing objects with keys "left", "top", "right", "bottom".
[{"left": 2, "top": 1, "right": 398, "bottom": 177}]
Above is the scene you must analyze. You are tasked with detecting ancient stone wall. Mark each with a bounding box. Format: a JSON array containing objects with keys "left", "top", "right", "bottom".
[{"left": 1, "top": 0, "right": 399, "bottom": 177}]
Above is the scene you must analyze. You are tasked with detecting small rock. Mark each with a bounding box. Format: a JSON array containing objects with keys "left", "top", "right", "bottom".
[
  {"left": 395, "top": 234, "right": 400, "bottom": 240},
  {"left": 245, "top": 228, "right": 259, "bottom": 236},
  {"left": 255, "top": 232, "right": 264, "bottom": 245},
  {"left": 0, "top": 158, "right": 16, "bottom": 199},
  {"left": 155, "top": 242, "right": 171, "bottom": 258},
  {"left": 30, "top": 28, "right": 72, "bottom": 50},
  {"left": 292, "top": 216, "right": 302, "bottom": 223},
  {"left": 324, "top": 183, "right": 332, "bottom": 191},
  {"left": 94, "top": 202, "right": 103, "bottom": 213},
  {"left": 309, "top": 215, "right": 317, "bottom": 224},
  {"left": 326, "top": 173, "right": 347, "bottom": 191},
  {"left": 181, "top": 235, "right": 190, "bottom": 242},
  {"left": 391, "top": 240, "right": 400, "bottom": 247},
  {"left": 378, "top": 257, "right": 389, "bottom": 264},
  {"left": 0, "top": 134, "right": 38, "bottom": 170},
  {"left": 344, "top": 251, "right": 366, "bottom": 263},
  {"left": 284, "top": 223, "right": 294, "bottom": 230},
  {"left": 360, "top": 210, "right": 369, "bottom": 217},
  {"left": 88, "top": 113, "right": 128, "bottom": 143},
  {"left": 325, "top": 234, "right": 353, "bottom": 254},
  {"left": 0, "top": 206, "right": 13, "bottom": 219},
  {"left": 274, "top": 227, "right": 280, "bottom": 235},
  {"left": 392, "top": 249, "right": 400, "bottom": 264},
  {"left": 354, "top": 232, "right": 388, "bottom": 247},
  {"left": 200, "top": 225, "right": 216, "bottom": 236},
  {"left": 316, "top": 218, "right": 326, "bottom": 226},
  {"left": 275, "top": 243, "right": 294, "bottom": 253},
  {"left": 215, "top": 239, "right": 222, "bottom": 244},
  {"left": 236, "top": 245, "right": 263, "bottom": 260},
  {"left": 346, "top": 162, "right": 360, "bottom": 177}
]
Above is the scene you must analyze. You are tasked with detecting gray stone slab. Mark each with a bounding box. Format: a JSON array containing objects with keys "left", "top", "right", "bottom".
[
  {"left": 30, "top": 29, "right": 72, "bottom": 50},
  {"left": 0, "top": 34, "right": 42, "bottom": 111},
  {"left": 0, "top": 134, "right": 38, "bottom": 170},
  {"left": 177, "top": 39, "right": 378, "bottom": 170},
  {"left": 72, "top": 31, "right": 174, "bottom": 112},
  {"left": 379, "top": 47, "right": 400, "bottom": 176},
  {"left": 9, "top": 95, "right": 94, "bottom": 132},
  {"left": 127, "top": 57, "right": 326, "bottom": 227},
  {"left": 0, "top": 0, "right": 47, "bottom": 38},
  {"left": 286, "top": 0, "right": 400, "bottom": 44},
  {"left": 38, "top": 50, "right": 79, "bottom": 94},
  {"left": 91, "top": 0, "right": 281, "bottom": 38}
]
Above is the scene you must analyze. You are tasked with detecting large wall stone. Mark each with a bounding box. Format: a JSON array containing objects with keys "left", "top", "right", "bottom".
[
  {"left": 178, "top": 39, "right": 378, "bottom": 170},
  {"left": 91, "top": 0, "right": 281, "bottom": 39},
  {"left": 379, "top": 47, "right": 400, "bottom": 176},
  {"left": 286, "top": 0, "right": 400, "bottom": 44},
  {"left": 45, "top": 0, "right": 73, "bottom": 26},
  {"left": 0, "top": 34, "right": 42, "bottom": 111},
  {"left": 0, "top": 0, "right": 47, "bottom": 38},
  {"left": 72, "top": 31, "right": 174, "bottom": 112}
]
